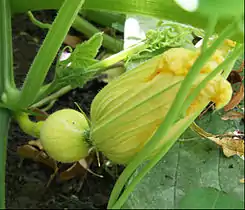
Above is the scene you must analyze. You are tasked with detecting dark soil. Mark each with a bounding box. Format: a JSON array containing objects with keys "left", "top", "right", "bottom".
[{"left": 6, "top": 11, "right": 118, "bottom": 209}]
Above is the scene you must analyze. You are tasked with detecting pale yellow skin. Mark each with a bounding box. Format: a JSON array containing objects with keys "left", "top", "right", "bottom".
[{"left": 40, "top": 109, "right": 89, "bottom": 163}]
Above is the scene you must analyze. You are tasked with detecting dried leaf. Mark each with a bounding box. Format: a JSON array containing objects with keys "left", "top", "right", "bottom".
[
  {"left": 28, "top": 107, "right": 49, "bottom": 121},
  {"left": 198, "top": 102, "right": 215, "bottom": 119},
  {"left": 78, "top": 158, "right": 91, "bottom": 170},
  {"left": 17, "top": 144, "right": 57, "bottom": 170},
  {"left": 217, "top": 137, "right": 245, "bottom": 157},
  {"left": 64, "top": 34, "right": 81, "bottom": 48},
  {"left": 17, "top": 144, "right": 39, "bottom": 158},
  {"left": 224, "top": 67, "right": 244, "bottom": 111},
  {"left": 227, "top": 70, "right": 243, "bottom": 84},
  {"left": 221, "top": 110, "right": 244, "bottom": 120},
  {"left": 79, "top": 157, "right": 103, "bottom": 178},
  {"left": 28, "top": 139, "right": 44, "bottom": 150},
  {"left": 58, "top": 162, "right": 86, "bottom": 181},
  {"left": 190, "top": 122, "right": 244, "bottom": 158},
  {"left": 58, "top": 156, "right": 94, "bottom": 181},
  {"left": 222, "top": 147, "right": 237, "bottom": 157},
  {"left": 224, "top": 84, "right": 244, "bottom": 111}
]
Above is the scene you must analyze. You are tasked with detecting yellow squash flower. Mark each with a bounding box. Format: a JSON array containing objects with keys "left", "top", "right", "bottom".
[{"left": 90, "top": 47, "right": 232, "bottom": 164}]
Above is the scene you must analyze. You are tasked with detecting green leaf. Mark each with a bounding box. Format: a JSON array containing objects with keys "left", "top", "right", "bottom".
[
  {"left": 179, "top": 187, "right": 244, "bottom": 209},
  {"left": 69, "top": 32, "right": 103, "bottom": 68},
  {"left": 53, "top": 67, "right": 90, "bottom": 89},
  {"left": 123, "top": 110, "right": 244, "bottom": 209},
  {"left": 59, "top": 32, "right": 103, "bottom": 69},
  {"left": 125, "top": 20, "right": 199, "bottom": 71},
  {"left": 10, "top": 0, "right": 244, "bottom": 43},
  {"left": 145, "top": 20, "right": 200, "bottom": 51},
  {"left": 55, "top": 32, "right": 103, "bottom": 88},
  {"left": 196, "top": 0, "right": 244, "bottom": 18}
]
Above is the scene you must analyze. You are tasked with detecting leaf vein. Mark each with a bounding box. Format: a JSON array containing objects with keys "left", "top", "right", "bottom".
[{"left": 173, "top": 142, "right": 181, "bottom": 208}]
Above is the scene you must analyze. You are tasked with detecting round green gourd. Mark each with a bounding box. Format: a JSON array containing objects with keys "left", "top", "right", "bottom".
[{"left": 40, "top": 109, "right": 90, "bottom": 163}]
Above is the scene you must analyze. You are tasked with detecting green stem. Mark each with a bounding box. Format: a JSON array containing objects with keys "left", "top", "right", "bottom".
[
  {"left": 0, "top": 109, "right": 11, "bottom": 209},
  {"left": 18, "top": 0, "right": 85, "bottom": 109},
  {"left": 180, "top": 44, "right": 244, "bottom": 116},
  {"left": 80, "top": 10, "right": 125, "bottom": 29},
  {"left": 41, "top": 99, "right": 57, "bottom": 112},
  {"left": 0, "top": 0, "right": 15, "bottom": 91},
  {"left": 27, "top": 11, "right": 123, "bottom": 52},
  {"left": 112, "top": 112, "right": 199, "bottom": 209},
  {"left": 89, "top": 41, "right": 146, "bottom": 70},
  {"left": 0, "top": 1, "right": 13, "bottom": 206},
  {"left": 107, "top": 20, "right": 237, "bottom": 209},
  {"left": 201, "top": 14, "right": 217, "bottom": 52},
  {"left": 31, "top": 85, "right": 72, "bottom": 108},
  {"left": 73, "top": 16, "right": 123, "bottom": 52},
  {"left": 34, "top": 41, "right": 146, "bottom": 106},
  {"left": 222, "top": 60, "right": 237, "bottom": 79},
  {"left": 222, "top": 44, "right": 243, "bottom": 79},
  {"left": 14, "top": 112, "right": 43, "bottom": 138},
  {"left": 27, "top": 11, "right": 51, "bottom": 29}
]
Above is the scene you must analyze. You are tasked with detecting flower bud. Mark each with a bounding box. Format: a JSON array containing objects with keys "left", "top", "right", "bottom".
[{"left": 90, "top": 48, "right": 232, "bottom": 164}]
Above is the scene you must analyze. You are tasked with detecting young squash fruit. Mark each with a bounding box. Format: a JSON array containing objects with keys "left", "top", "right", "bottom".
[
  {"left": 90, "top": 46, "right": 233, "bottom": 164},
  {"left": 40, "top": 109, "right": 90, "bottom": 163}
]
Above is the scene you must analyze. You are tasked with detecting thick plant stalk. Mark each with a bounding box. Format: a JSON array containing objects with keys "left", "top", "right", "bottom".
[
  {"left": 0, "top": 109, "right": 11, "bottom": 209},
  {"left": 0, "top": 0, "right": 15, "bottom": 92},
  {"left": 0, "top": 0, "right": 13, "bottom": 208},
  {"left": 73, "top": 16, "right": 123, "bottom": 52},
  {"left": 27, "top": 11, "right": 123, "bottom": 52}
]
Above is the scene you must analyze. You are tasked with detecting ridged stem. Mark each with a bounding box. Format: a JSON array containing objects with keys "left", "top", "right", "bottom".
[
  {"left": 27, "top": 11, "right": 123, "bottom": 52},
  {"left": 73, "top": 16, "right": 123, "bottom": 52},
  {"left": 0, "top": 1, "right": 13, "bottom": 207},
  {"left": 0, "top": 109, "right": 11, "bottom": 209},
  {"left": 18, "top": 0, "right": 85, "bottom": 108}
]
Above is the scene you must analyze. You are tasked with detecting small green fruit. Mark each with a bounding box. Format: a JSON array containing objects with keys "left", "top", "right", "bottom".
[{"left": 40, "top": 109, "right": 89, "bottom": 163}]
